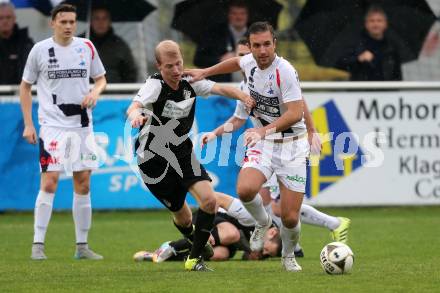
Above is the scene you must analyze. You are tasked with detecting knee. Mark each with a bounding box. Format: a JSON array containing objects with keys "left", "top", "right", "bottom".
[
  {"left": 175, "top": 216, "right": 192, "bottom": 228},
  {"left": 281, "top": 213, "right": 300, "bottom": 229},
  {"left": 41, "top": 175, "right": 58, "bottom": 193},
  {"left": 199, "top": 193, "right": 216, "bottom": 213},
  {"left": 74, "top": 175, "right": 90, "bottom": 194},
  {"left": 236, "top": 183, "right": 258, "bottom": 202},
  {"left": 222, "top": 228, "right": 240, "bottom": 245}
]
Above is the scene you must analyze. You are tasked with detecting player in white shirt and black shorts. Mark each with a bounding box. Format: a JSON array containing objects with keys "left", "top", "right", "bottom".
[
  {"left": 19, "top": 4, "right": 107, "bottom": 260},
  {"left": 126, "top": 40, "right": 254, "bottom": 272},
  {"left": 186, "top": 22, "right": 311, "bottom": 272}
]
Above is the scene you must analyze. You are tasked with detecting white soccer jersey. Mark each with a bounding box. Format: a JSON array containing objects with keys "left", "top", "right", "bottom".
[
  {"left": 22, "top": 37, "right": 106, "bottom": 128},
  {"left": 237, "top": 54, "right": 306, "bottom": 139}
]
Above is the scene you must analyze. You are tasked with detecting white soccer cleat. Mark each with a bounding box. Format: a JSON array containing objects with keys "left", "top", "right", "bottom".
[
  {"left": 74, "top": 244, "right": 103, "bottom": 260},
  {"left": 133, "top": 250, "right": 155, "bottom": 262},
  {"left": 153, "top": 241, "right": 176, "bottom": 263},
  {"left": 250, "top": 215, "right": 272, "bottom": 252},
  {"left": 31, "top": 243, "right": 47, "bottom": 260},
  {"left": 281, "top": 254, "right": 302, "bottom": 272}
]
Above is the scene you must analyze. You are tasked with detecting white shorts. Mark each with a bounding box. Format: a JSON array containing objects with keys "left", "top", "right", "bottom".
[
  {"left": 262, "top": 174, "right": 280, "bottom": 201},
  {"left": 39, "top": 126, "right": 98, "bottom": 173},
  {"left": 242, "top": 137, "right": 309, "bottom": 193}
]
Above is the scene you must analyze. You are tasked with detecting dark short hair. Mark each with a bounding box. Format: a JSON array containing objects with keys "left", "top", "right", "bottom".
[
  {"left": 248, "top": 21, "right": 276, "bottom": 41},
  {"left": 237, "top": 36, "right": 249, "bottom": 46},
  {"left": 365, "top": 5, "right": 387, "bottom": 20},
  {"left": 228, "top": 0, "right": 248, "bottom": 10},
  {"left": 51, "top": 3, "right": 77, "bottom": 20}
]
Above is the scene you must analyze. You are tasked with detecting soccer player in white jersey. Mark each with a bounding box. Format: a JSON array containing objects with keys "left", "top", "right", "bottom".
[
  {"left": 19, "top": 4, "right": 107, "bottom": 260},
  {"left": 186, "top": 22, "right": 313, "bottom": 271}
]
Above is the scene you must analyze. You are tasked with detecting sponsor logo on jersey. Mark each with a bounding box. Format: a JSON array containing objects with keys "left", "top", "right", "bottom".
[
  {"left": 183, "top": 89, "right": 192, "bottom": 100},
  {"left": 161, "top": 98, "right": 195, "bottom": 119},
  {"left": 249, "top": 89, "right": 280, "bottom": 117},
  {"left": 75, "top": 47, "right": 86, "bottom": 54},
  {"left": 48, "top": 69, "right": 88, "bottom": 79},
  {"left": 47, "top": 47, "right": 59, "bottom": 68}
]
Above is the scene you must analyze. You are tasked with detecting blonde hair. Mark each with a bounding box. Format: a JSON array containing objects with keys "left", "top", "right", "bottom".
[{"left": 155, "top": 40, "right": 182, "bottom": 64}]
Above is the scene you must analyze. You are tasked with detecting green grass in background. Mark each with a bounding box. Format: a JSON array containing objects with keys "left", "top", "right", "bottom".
[{"left": 1, "top": 207, "right": 439, "bottom": 292}]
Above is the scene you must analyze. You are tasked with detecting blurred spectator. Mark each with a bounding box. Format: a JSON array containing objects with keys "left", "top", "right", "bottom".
[
  {"left": 80, "top": 7, "right": 137, "bottom": 83},
  {"left": 337, "top": 6, "right": 404, "bottom": 81},
  {"left": 0, "top": 2, "right": 34, "bottom": 85},
  {"left": 193, "top": 0, "right": 248, "bottom": 82}
]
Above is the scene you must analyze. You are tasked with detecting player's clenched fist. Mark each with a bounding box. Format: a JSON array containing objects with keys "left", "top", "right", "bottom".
[
  {"left": 130, "top": 114, "right": 148, "bottom": 128},
  {"left": 23, "top": 125, "right": 37, "bottom": 144},
  {"left": 244, "top": 128, "right": 265, "bottom": 147},
  {"left": 81, "top": 92, "right": 99, "bottom": 109},
  {"left": 242, "top": 95, "right": 256, "bottom": 110},
  {"left": 200, "top": 132, "right": 217, "bottom": 148}
]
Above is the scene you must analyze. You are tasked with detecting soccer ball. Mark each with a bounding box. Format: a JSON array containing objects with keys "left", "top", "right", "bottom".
[{"left": 320, "top": 242, "right": 354, "bottom": 275}]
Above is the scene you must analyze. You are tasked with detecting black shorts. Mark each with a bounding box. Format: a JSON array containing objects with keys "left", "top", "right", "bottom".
[{"left": 138, "top": 152, "right": 211, "bottom": 212}]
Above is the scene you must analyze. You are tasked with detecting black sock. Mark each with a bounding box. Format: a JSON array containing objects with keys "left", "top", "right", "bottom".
[
  {"left": 169, "top": 238, "right": 192, "bottom": 253},
  {"left": 173, "top": 221, "right": 194, "bottom": 242},
  {"left": 189, "top": 208, "right": 215, "bottom": 259}
]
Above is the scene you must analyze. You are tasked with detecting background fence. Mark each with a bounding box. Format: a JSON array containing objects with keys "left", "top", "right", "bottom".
[{"left": 1, "top": 82, "right": 439, "bottom": 210}]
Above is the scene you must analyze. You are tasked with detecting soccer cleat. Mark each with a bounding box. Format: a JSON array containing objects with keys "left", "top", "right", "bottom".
[
  {"left": 201, "top": 242, "right": 214, "bottom": 260},
  {"left": 294, "top": 248, "right": 304, "bottom": 258},
  {"left": 133, "top": 250, "right": 155, "bottom": 262},
  {"left": 153, "top": 241, "right": 176, "bottom": 263},
  {"left": 74, "top": 244, "right": 103, "bottom": 260},
  {"left": 281, "top": 254, "right": 302, "bottom": 272},
  {"left": 331, "top": 217, "right": 351, "bottom": 243},
  {"left": 184, "top": 257, "right": 213, "bottom": 272},
  {"left": 31, "top": 243, "right": 47, "bottom": 260},
  {"left": 250, "top": 215, "right": 272, "bottom": 252}
]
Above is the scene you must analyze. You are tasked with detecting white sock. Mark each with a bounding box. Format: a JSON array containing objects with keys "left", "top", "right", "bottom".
[
  {"left": 280, "top": 222, "right": 301, "bottom": 257},
  {"left": 300, "top": 204, "right": 340, "bottom": 230},
  {"left": 264, "top": 203, "right": 282, "bottom": 228},
  {"left": 225, "top": 198, "right": 255, "bottom": 227},
  {"left": 241, "top": 193, "right": 269, "bottom": 226},
  {"left": 33, "top": 190, "right": 55, "bottom": 243},
  {"left": 73, "top": 192, "right": 92, "bottom": 244}
]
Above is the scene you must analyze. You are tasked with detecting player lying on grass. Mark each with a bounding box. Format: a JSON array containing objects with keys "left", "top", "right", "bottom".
[
  {"left": 134, "top": 192, "right": 350, "bottom": 262},
  {"left": 134, "top": 192, "right": 281, "bottom": 262}
]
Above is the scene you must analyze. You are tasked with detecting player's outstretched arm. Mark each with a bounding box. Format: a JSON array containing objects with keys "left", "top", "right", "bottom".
[
  {"left": 210, "top": 83, "right": 255, "bottom": 109},
  {"left": 19, "top": 80, "right": 37, "bottom": 144},
  {"left": 126, "top": 101, "right": 148, "bottom": 128},
  {"left": 184, "top": 57, "right": 241, "bottom": 82},
  {"left": 201, "top": 116, "right": 246, "bottom": 147}
]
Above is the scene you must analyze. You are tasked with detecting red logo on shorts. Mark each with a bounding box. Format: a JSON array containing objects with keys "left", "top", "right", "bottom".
[
  {"left": 40, "top": 156, "right": 59, "bottom": 165},
  {"left": 48, "top": 140, "right": 58, "bottom": 151}
]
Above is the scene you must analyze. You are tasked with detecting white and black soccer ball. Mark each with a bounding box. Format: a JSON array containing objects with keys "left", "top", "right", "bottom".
[{"left": 320, "top": 242, "right": 354, "bottom": 275}]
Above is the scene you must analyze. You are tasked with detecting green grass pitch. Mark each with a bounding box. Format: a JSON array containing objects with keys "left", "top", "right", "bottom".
[{"left": 1, "top": 206, "right": 439, "bottom": 292}]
